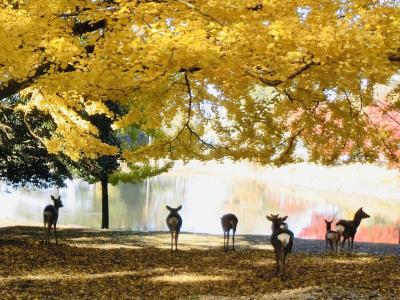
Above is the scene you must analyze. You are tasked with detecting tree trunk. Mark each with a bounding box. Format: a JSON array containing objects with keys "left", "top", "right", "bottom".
[{"left": 101, "top": 176, "right": 109, "bottom": 229}]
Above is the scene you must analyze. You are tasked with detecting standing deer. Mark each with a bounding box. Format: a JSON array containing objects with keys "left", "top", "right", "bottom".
[
  {"left": 42, "top": 195, "right": 63, "bottom": 244},
  {"left": 266, "top": 214, "right": 294, "bottom": 277},
  {"left": 335, "top": 207, "right": 370, "bottom": 253},
  {"left": 221, "top": 213, "right": 238, "bottom": 252},
  {"left": 166, "top": 205, "right": 182, "bottom": 252},
  {"left": 324, "top": 219, "right": 339, "bottom": 254}
]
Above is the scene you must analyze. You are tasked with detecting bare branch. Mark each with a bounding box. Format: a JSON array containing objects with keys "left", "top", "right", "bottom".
[
  {"left": 276, "top": 128, "right": 304, "bottom": 163},
  {"left": 389, "top": 54, "right": 400, "bottom": 62},
  {"left": 22, "top": 110, "right": 47, "bottom": 149},
  {"left": 344, "top": 91, "right": 354, "bottom": 117}
]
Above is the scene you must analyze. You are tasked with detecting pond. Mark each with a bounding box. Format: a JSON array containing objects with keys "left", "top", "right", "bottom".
[{"left": 1, "top": 162, "right": 399, "bottom": 244}]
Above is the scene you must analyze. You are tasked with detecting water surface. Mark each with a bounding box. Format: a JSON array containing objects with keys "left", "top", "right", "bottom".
[{"left": 1, "top": 162, "right": 399, "bottom": 244}]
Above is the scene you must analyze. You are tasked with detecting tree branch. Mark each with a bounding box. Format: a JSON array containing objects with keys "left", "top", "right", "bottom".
[
  {"left": 72, "top": 19, "right": 106, "bottom": 35},
  {"left": 252, "top": 60, "right": 319, "bottom": 87},
  {"left": 362, "top": 109, "right": 399, "bottom": 163}
]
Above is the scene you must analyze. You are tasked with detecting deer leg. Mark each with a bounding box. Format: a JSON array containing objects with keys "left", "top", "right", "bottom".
[
  {"left": 47, "top": 223, "right": 51, "bottom": 244},
  {"left": 275, "top": 252, "right": 280, "bottom": 275},
  {"left": 42, "top": 220, "right": 47, "bottom": 244},
  {"left": 341, "top": 237, "right": 346, "bottom": 252},
  {"left": 223, "top": 231, "right": 226, "bottom": 251},
  {"left": 54, "top": 222, "right": 58, "bottom": 244},
  {"left": 329, "top": 239, "right": 334, "bottom": 252},
  {"left": 175, "top": 232, "right": 179, "bottom": 251},
  {"left": 281, "top": 246, "right": 286, "bottom": 277},
  {"left": 170, "top": 232, "right": 174, "bottom": 252},
  {"left": 232, "top": 229, "right": 236, "bottom": 251},
  {"left": 226, "top": 231, "right": 230, "bottom": 252},
  {"left": 350, "top": 236, "right": 354, "bottom": 253},
  {"left": 334, "top": 239, "right": 338, "bottom": 254}
]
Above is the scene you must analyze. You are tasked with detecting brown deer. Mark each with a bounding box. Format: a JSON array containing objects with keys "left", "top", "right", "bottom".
[
  {"left": 335, "top": 207, "right": 370, "bottom": 253},
  {"left": 325, "top": 219, "right": 339, "bottom": 254},
  {"left": 221, "top": 213, "right": 238, "bottom": 252},
  {"left": 266, "top": 214, "right": 294, "bottom": 277},
  {"left": 42, "top": 195, "right": 63, "bottom": 244},
  {"left": 166, "top": 205, "right": 182, "bottom": 252}
]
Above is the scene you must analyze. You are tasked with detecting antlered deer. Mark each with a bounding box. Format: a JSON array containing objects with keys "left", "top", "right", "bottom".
[
  {"left": 221, "top": 213, "right": 238, "bottom": 252},
  {"left": 166, "top": 205, "right": 182, "bottom": 252},
  {"left": 335, "top": 207, "right": 370, "bottom": 253},
  {"left": 325, "top": 219, "right": 339, "bottom": 254},
  {"left": 42, "top": 195, "right": 63, "bottom": 244},
  {"left": 266, "top": 214, "right": 294, "bottom": 277}
]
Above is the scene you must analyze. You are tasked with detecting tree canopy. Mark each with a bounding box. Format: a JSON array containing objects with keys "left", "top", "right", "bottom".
[{"left": 1, "top": 0, "right": 399, "bottom": 165}]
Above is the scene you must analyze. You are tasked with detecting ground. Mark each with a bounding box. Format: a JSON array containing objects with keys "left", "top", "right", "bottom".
[{"left": 0, "top": 226, "right": 399, "bottom": 299}]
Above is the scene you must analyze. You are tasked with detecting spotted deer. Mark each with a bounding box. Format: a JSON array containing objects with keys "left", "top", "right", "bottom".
[
  {"left": 325, "top": 219, "right": 340, "bottom": 254},
  {"left": 166, "top": 205, "right": 182, "bottom": 252},
  {"left": 266, "top": 214, "right": 294, "bottom": 277},
  {"left": 335, "top": 207, "right": 370, "bottom": 253},
  {"left": 221, "top": 213, "right": 238, "bottom": 252},
  {"left": 42, "top": 195, "right": 63, "bottom": 244}
]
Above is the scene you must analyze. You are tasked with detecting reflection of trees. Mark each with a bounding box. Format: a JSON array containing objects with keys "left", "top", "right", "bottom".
[
  {"left": 356, "top": 218, "right": 400, "bottom": 244},
  {"left": 264, "top": 186, "right": 308, "bottom": 216},
  {"left": 226, "top": 179, "right": 268, "bottom": 234},
  {"left": 147, "top": 176, "right": 188, "bottom": 231},
  {"left": 4, "top": 170, "right": 400, "bottom": 243},
  {"left": 298, "top": 213, "right": 326, "bottom": 240},
  {"left": 108, "top": 182, "right": 147, "bottom": 229},
  {"left": 299, "top": 212, "right": 400, "bottom": 244}
]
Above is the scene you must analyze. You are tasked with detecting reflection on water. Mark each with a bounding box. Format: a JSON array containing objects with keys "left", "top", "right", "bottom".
[{"left": 1, "top": 162, "right": 399, "bottom": 244}]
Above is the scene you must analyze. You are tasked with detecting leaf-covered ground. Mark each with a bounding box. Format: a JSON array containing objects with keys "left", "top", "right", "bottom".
[{"left": 0, "top": 226, "right": 399, "bottom": 299}]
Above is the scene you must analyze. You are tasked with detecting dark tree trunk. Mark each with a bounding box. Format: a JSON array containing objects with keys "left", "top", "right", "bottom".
[{"left": 101, "top": 176, "right": 109, "bottom": 229}]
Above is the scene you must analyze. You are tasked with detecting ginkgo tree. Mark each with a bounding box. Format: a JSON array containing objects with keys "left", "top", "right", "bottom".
[{"left": 0, "top": 0, "right": 399, "bottom": 167}]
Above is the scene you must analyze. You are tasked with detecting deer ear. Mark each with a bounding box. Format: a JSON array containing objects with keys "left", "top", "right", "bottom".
[
  {"left": 266, "top": 215, "right": 272, "bottom": 221},
  {"left": 325, "top": 219, "right": 328, "bottom": 223},
  {"left": 177, "top": 205, "right": 182, "bottom": 211},
  {"left": 51, "top": 195, "right": 55, "bottom": 200},
  {"left": 281, "top": 216, "right": 288, "bottom": 222},
  {"left": 166, "top": 205, "right": 172, "bottom": 211}
]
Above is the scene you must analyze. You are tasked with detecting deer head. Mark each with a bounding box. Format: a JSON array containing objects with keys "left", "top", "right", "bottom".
[
  {"left": 325, "top": 219, "right": 334, "bottom": 231},
  {"left": 266, "top": 214, "right": 288, "bottom": 232},
  {"left": 51, "top": 195, "right": 63, "bottom": 208},
  {"left": 355, "top": 207, "right": 370, "bottom": 219},
  {"left": 166, "top": 205, "right": 182, "bottom": 214}
]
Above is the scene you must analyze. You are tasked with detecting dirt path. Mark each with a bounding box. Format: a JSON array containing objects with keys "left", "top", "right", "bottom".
[{"left": 0, "top": 226, "right": 399, "bottom": 299}]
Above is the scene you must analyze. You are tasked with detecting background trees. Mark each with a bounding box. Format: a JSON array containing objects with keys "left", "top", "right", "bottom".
[
  {"left": 69, "top": 101, "right": 172, "bottom": 228},
  {"left": 0, "top": 1, "right": 399, "bottom": 167},
  {"left": 0, "top": 96, "right": 71, "bottom": 188}
]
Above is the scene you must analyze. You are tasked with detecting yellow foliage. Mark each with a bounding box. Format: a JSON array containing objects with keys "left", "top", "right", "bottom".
[{"left": 0, "top": 0, "right": 399, "bottom": 164}]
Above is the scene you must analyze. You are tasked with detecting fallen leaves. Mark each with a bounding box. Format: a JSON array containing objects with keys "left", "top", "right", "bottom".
[{"left": 0, "top": 226, "right": 399, "bottom": 299}]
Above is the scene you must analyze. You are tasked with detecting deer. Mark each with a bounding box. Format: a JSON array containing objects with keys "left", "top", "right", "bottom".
[
  {"left": 266, "top": 214, "right": 294, "bottom": 277},
  {"left": 166, "top": 205, "right": 182, "bottom": 252},
  {"left": 221, "top": 213, "right": 238, "bottom": 252},
  {"left": 42, "top": 195, "right": 63, "bottom": 244},
  {"left": 324, "top": 219, "right": 340, "bottom": 254},
  {"left": 335, "top": 207, "right": 370, "bottom": 253}
]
